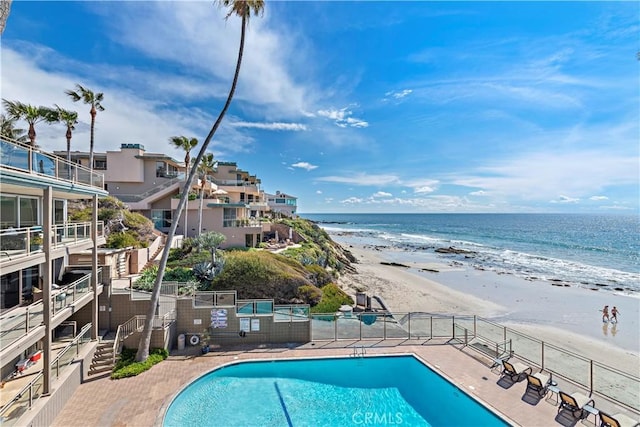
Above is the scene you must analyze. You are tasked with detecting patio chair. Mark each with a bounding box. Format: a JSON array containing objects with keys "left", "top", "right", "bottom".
[
  {"left": 599, "top": 410, "right": 640, "bottom": 427},
  {"left": 558, "top": 391, "right": 595, "bottom": 420},
  {"left": 501, "top": 359, "right": 532, "bottom": 382},
  {"left": 526, "top": 371, "right": 552, "bottom": 397}
]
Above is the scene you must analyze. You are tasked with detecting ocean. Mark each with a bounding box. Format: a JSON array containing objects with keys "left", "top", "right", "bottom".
[{"left": 301, "top": 213, "right": 640, "bottom": 294}]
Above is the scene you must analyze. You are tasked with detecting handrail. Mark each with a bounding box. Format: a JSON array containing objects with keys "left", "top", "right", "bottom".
[
  {"left": 0, "top": 323, "right": 92, "bottom": 421},
  {"left": 112, "top": 315, "right": 145, "bottom": 364},
  {"left": 309, "top": 311, "right": 640, "bottom": 411},
  {"left": 1, "top": 222, "right": 104, "bottom": 262},
  {"left": 1, "top": 135, "right": 105, "bottom": 189}
]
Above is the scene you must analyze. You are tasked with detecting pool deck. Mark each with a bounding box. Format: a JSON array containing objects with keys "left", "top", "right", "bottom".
[{"left": 52, "top": 340, "right": 604, "bottom": 427}]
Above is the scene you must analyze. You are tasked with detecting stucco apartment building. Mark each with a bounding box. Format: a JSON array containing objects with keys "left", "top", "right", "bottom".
[
  {"left": 1, "top": 137, "right": 310, "bottom": 426},
  {"left": 1, "top": 135, "right": 108, "bottom": 424},
  {"left": 57, "top": 144, "right": 297, "bottom": 248}
]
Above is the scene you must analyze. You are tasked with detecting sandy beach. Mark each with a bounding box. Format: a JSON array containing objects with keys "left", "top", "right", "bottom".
[{"left": 332, "top": 232, "right": 640, "bottom": 377}]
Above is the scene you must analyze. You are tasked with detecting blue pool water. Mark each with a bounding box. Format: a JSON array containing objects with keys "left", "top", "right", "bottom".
[{"left": 163, "top": 355, "right": 508, "bottom": 427}]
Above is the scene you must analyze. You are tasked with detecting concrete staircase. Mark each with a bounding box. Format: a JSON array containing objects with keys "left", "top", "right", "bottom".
[
  {"left": 88, "top": 339, "right": 116, "bottom": 377},
  {"left": 141, "top": 239, "right": 165, "bottom": 272}
]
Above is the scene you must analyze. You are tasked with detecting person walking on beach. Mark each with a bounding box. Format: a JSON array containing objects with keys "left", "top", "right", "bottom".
[
  {"left": 611, "top": 306, "right": 620, "bottom": 323},
  {"left": 601, "top": 305, "right": 609, "bottom": 323}
]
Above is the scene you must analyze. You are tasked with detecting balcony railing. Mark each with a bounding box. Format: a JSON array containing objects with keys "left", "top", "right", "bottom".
[
  {"left": 1, "top": 136, "right": 105, "bottom": 189},
  {"left": 212, "top": 179, "right": 259, "bottom": 188},
  {"left": 0, "top": 271, "right": 98, "bottom": 352},
  {"left": 0, "top": 324, "right": 93, "bottom": 426},
  {"left": 222, "top": 218, "right": 261, "bottom": 228},
  {"left": 309, "top": 312, "right": 640, "bottom": 412},
  {"left": 0, "top": 222, "right": 104, "bottom": 262}
]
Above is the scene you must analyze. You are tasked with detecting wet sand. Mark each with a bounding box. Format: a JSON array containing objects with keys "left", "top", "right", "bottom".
[{"left": 333, "top": 233, "right": 640, "bottom": 376}]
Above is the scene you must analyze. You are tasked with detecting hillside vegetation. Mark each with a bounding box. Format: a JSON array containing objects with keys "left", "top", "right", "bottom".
[
  {"left": 69, "top": 196, "right": 156, "bottom": 248},
  {"left": 76, "top": 196, "right": 357, "bottom": 312}
]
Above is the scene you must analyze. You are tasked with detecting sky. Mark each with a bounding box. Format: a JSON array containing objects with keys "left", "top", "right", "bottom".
[{"left": 2, "top": 1, "right": 639, "bottom": 214}]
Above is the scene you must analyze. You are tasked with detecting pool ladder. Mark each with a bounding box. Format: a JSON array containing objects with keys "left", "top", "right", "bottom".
[{"left": 352, "top": 346, "right": 366, "bottom": 358}]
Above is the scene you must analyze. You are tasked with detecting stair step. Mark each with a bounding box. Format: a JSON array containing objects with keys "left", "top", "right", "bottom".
[
  {"left": 92, "top": 359, "right": 114, "bottom": 368},
  {"left": 89, "top": 365, "right": 113, "bottom": 375}
]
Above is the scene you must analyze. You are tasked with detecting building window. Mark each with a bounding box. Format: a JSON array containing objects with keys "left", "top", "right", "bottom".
[
  {"left": 223, "top": 208, "right": 237, "bottom": 227},
  {"left": 151, "top": 209, "right": 172, "bottom": 229},
  {"left": 94, "top": 159, "right": 107, "bottom": 170},
  {"left": 156, "top": 161, "right": 166, "bottom": 177},
  {"left": 0, "top": 195, "right": 17, "bottom": 228}
]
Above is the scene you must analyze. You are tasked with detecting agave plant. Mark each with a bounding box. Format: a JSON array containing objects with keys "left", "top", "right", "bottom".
[{"left": 193, "top": 262, "right": 214, "bottom": 283}]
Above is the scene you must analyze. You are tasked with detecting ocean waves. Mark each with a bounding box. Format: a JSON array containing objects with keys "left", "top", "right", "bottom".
[{"left": 307, "top": 214, "right": 640, "bottom": 294}]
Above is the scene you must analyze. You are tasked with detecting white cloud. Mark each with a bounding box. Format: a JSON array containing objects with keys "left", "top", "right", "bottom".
[
  {"left": 413, "top": 186, "right": 436, "bottom": 194},
  {"left": 470, "top": 190, "right": 488, "bottom": 196},
  {"left": 384, "top": 89, "right": 413, "bottom": 100},
  {"left": 316, "top": 190, "right": 322, "bottom": 194},
  {"left": 101, "top": 2, "right": 310, "bottom": 117},
  {"left": 589, "top": 195, "right": 608, "bottom": 201},
  {"left": 451, "top": 148, "right": 638, "bottom": 204},
  {"left": 231, "top": 121, "right": 308, "bottom": 131},
  {"left": 402, "top": 179, "right": 439, "bottom": 194},
  {"left": 317, "top": 173, "right": 400, "bottom": 186},
  {"left": 372, "top": 191, "right": 392, "bottom": 198},
  {"left": 317, "top": 107, "right": 368, "bottom": 128},
  {"left": 341, "top": 197, "right": 364, "bottom": 204},
  {"left": 291, "top": 162, "right": 318, "bottom": 171},
  {"left": 551, "top": 195, "right": 580, "bottom": 204}
]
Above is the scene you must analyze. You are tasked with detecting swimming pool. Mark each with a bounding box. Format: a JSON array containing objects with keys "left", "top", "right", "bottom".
[{"left": 163, "top": 354, "right": 508, "bottom": 426}]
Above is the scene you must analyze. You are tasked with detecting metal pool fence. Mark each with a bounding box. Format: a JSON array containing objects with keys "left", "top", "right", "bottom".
[{"left": 309, "top": 312, "right": 640, "bottom": 412}]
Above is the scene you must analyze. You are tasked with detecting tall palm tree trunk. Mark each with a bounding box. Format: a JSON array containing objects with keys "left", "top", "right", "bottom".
[
  {"left": 198, "top": 183, "right": 205, "bottom": 235},
  {"left": 89, "top": 107, "right": 96, "bottom": 177},
  {"left": 27, "top": 123, "right": 35, "bottom": 170},
  {"left": 136, "top": 13, "right": 248, "bottom": 362},
  {"left": 66, "top": 128, "right": 72, "bottom": 179}
]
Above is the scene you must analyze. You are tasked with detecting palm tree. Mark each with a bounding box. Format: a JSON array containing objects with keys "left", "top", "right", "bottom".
[
  {"left": 197, "top": 152, "right": 216, "bottom": 235},
  {"left": 136, "top": 0, "right": 265, "bottom": 362},
  {"left": 52, "top": 105, "right": 78, "bottom": 165},
  {"left": 2, "top": 100, "right": 55, "bottom": 146},
  {"left": 0, "top": 0, "right": 12, "bottom": 35},
  {"left": 169, "top": 136, "right": 199, "bottom": 236},
  {"left": 65, "top": 84, "right": 104, "bottom": 171},
  {"left": 170, "top": 136, "right": 199, "bottom": 182},
  {"left": 0, "top": 114, "right": 28, "bottom": 142},
  {"left": 196, "top": 231, "right": 226, "bottom": 266}
]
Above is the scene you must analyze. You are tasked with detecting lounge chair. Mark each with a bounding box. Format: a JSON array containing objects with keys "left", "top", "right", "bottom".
[
  {"left": 558, "top": 391, "right": 595, "bottom": 419},
  {"left": 501, "top": 359, "right": 532, "bottom": 382},
  {"left": 599, "top": 410, "right": 640, "bottom": 427},
  {"left": 526, "top": 371, "right": 552, "bottom": 397}
]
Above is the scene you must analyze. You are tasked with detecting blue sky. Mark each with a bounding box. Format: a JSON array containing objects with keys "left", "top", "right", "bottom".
[{"left": 2, "top": 1, "right": 638, "bottom": 214}]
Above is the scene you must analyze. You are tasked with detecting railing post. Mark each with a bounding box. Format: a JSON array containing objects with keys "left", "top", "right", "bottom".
[
  {"left": 383, "top": 314, "right": 387, "bottom": 340},
  {"left": 359, "top": 313, "right": 362, "bottom": 341},
  {"left": 25, "top": 306, "right": 29, "bottom": 333},
  {"left": 452, "top": 316, "right": 455, "bottom": 338},
  {"left": 590, "top": 360, "right": 593, "bottom": 394},
  {"left": 541, "top": 341, "right": 545, "bottom": 370},
  {"left": 334, "top": 314, "right": 337, "bottom": 341},
  {"left": 464, "top": 328, "right": 468, "bottom": 345},
  {"left": 503, "top": 326, "right": 507, "bottom": 343},
  {"left": 430, "top": 316, "right": 433, "bottom": 338},
  {"left": 473, "top": 315, "right": 477, "bottom": 337},
  {"left": 408, "top": 313, "right": 411, "bottom": 339}
]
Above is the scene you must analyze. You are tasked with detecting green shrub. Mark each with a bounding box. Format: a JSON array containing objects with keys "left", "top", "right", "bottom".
[
  {"left": 98, "top": 208, "right": 119, "bottom": 222},
  {"left": 296, "top": 285, "right": 322, "bottom": 305},
  {"left": 68, "top": 207, "right": 92, "bottom": 222},
  {"left": 305, "top": 264, "right": 334, "bottom": 287},
  {"left": 311, "top": 283, "right": 353, "bottom": 313},
  {"left": 165, "top": 266, "right": 195, "bottom": 282},
  {"left": 111, "top": 347, "right": 168, "bottom": 379},
  {"left": 106, "top": 231, "right": 139, "bottom": 249},
  {"left": 133, "top": 265, "right": 159, "bottom": 291}
]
